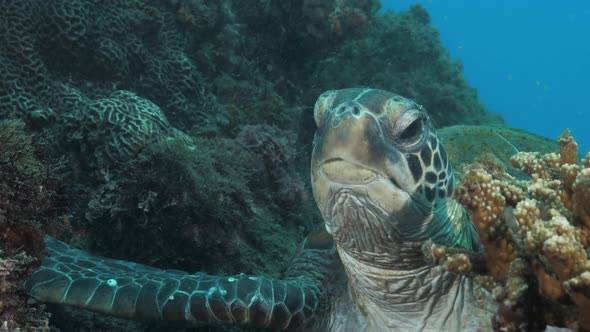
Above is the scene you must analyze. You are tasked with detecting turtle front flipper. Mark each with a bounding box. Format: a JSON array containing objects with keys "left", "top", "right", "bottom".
[{"left": 25, "top": 237, "right": 336, "bottom": 331}]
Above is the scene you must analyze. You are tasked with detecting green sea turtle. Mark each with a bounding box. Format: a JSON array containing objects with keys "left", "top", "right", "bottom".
[{"left": 25, "top": 88, "right": 550, "bottom": 331}]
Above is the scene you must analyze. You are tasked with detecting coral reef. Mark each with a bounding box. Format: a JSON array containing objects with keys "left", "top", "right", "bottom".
[
  {"left": 0, "top": 0, "right": 216, "bottom": 130},
  {"left": 236, "top": 125, "right": 304, "bottom": 206},
  {"left": 0, "top": 119, "right": 67, "bottom": 331},
  {"left": 65, "top": 90, "right": 194, "bottom": 164},
  {"left": 301, "top": 0, "right": 381, "bottom": 39},
  {"left": 433, "top": 129, "right": 590, "bottom": 331},
  {"left": 83, "top": 136, "right": 309, "bottom": 277},
  {"left": 308, "top": 5, "right": 503, "bottom": 128},
  {"left": 0, "top": 0, "right": 502, "bottom": 330},
  {"left": 0, "top": 0, "right": 498, "bottom": 136}
]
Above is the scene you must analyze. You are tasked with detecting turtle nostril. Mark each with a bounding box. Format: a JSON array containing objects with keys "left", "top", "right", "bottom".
[{"left": 352, "top": 106, "right": 360, "bottom": 116}]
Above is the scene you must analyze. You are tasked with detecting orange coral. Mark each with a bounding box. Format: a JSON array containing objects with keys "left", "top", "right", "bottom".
[
  {"left": 558, "top": 128, "right": 578, "bottom": 165},
  {"left": 573, "top": 168, "right": 590, "bottom": 228},
  {"left": 455, "top": 167, "right": 515, "bottom": 279},
  {"left": 445, "top": 130, "right": 590, "bottom": 330}
]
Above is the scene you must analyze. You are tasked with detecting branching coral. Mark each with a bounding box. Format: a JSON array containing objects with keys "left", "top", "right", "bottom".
[
  {"left": 435, "top": 129, "right": 590, "bottom": 330},
  {"left": 454, "top": 167, "right": 516, "bottom": 279}
]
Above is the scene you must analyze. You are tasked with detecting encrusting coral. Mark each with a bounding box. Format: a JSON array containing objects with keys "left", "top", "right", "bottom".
[
  {"left": 432, "top": 129, "right": 590, "bottom": 331},
  {"left": 0, "top": 119, "right": 67, "bottom": 331},
  {"left": 301, "top": 0, "right": 380, "bottom": 39}
]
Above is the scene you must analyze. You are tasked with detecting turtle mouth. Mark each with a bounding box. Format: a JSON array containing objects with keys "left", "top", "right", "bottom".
[{"left": 319, "top": 158, "right": 382, "bottom": 185}]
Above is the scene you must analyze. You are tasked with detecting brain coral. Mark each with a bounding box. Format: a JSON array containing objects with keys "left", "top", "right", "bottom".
[
  {"left": 0, "top": 0, "right": 214, "bottom": 132},
  {"left": 67, "top": 90, "right": 194, "bottom": 163}
]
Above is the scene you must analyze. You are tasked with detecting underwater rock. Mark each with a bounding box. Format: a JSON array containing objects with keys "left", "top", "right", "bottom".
[
  {"left": 82, "top": 137, "right": 307, "bottom": 277},
  {"left": 438, "top": 124, "right": 559, "bottom": 178}
]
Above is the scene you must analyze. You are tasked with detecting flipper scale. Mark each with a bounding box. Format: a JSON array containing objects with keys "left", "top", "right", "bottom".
[{"left": 25, "top": 237, "right": 334, "bottom": 331}]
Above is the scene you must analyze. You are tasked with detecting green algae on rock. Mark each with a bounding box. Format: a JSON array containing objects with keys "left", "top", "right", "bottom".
[{"left": 439, "top": 125, "right": 559, "bottom": 176}]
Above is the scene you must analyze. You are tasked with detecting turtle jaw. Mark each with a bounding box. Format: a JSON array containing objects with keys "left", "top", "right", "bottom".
[
  {"left": 312, "top": 158, "right": 410, "bottom": 219},
  {"left": 312, "top": 177, "right": 427, "bottom": 268},
  {"left": 311, "top": 120, "right": 413, "bottom": 233},
  {"left": 310, "top": 98, "right": 418, "bottom": 257},
  {"left": 318, "top": 158, "right": 382, "bottom": 186},
  {"left": 318, "top": 158, "right": 408, "bottom": 191},
  {"left": 311, "top": 155, "right": 415, "bottom": 259}
]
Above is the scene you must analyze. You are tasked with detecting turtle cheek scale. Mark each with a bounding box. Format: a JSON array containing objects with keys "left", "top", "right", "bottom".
[
  {"left": 311, "top": 165, "right": 411, "bottom": 231},
  {"left": 384, "top": 151, "right": 416, "bottom": 196},
  {"left": 322, "top": 187, "right": 401, "bottom": 254}
]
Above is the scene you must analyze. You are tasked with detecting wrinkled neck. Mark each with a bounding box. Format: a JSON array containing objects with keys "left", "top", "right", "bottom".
[
  {"left": 337, "top": 237, "right": 428, "bottom": 271},
  {"left": 338, "top": 247, "right": 462, "bottom": 330}
]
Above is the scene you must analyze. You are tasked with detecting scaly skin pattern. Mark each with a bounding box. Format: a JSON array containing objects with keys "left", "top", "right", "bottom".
[
  {"left": 25, "top": 237, "right": 339, "bottom": 331},
  {"left": 26, "top": 88, "right": 496, "bottom": 331},
  {"left": 327, "top": 249, "right": 494, "bottom": 331}
]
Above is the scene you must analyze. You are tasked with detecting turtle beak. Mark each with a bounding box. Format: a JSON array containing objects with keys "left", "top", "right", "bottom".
[
  {"left": 312, "top": 101, "right": 387, "bottom": 183},
  {"left": 311, "top": 101, "right": 412, "bottom": 219}
]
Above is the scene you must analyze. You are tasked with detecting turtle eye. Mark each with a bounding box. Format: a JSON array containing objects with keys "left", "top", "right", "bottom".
[
  {"left": 395, "top": 110, "right": 427, "bottom": 145},
  {"left": 399, "top": 118, "right": 423, "bottom": 141}
]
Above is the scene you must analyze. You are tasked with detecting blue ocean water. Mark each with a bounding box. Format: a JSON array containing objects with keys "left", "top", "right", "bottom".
[{"left": 382, "top": 1, "right": 590, "bottom": 152}]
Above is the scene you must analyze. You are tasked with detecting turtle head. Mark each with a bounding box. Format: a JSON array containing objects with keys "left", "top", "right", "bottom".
[{"left": 311, "top": 88, "right": 479, "bottom": 267}]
